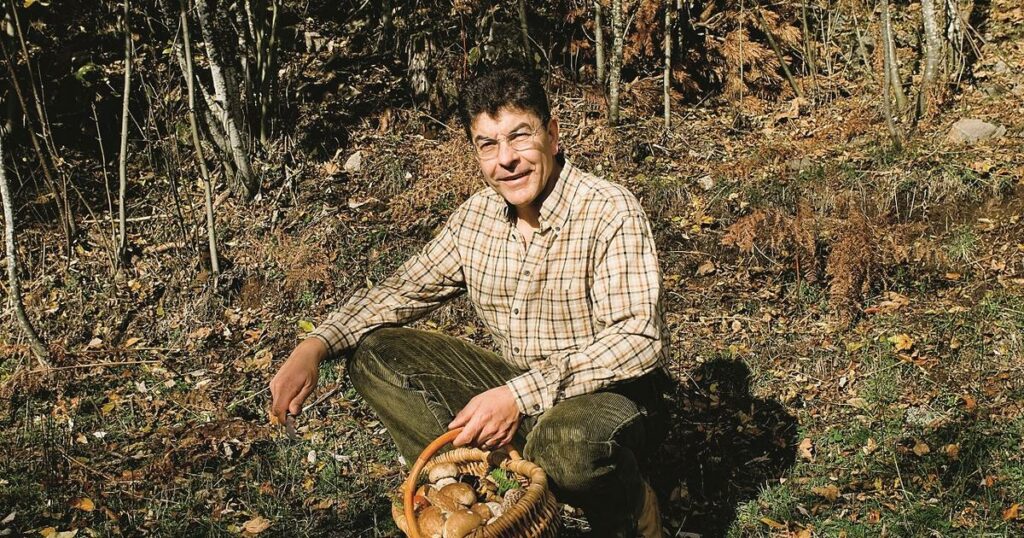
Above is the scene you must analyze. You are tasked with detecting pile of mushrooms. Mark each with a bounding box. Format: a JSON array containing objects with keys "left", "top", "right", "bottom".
[{"left": 393, "top": 462, "right": 525, "bottom": 538}]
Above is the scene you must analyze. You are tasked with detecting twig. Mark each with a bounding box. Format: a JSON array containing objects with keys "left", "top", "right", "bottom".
[
  {"left": 303, "top": 384, "right": 345, "bottom": 414},
  {"left": 27, "top": 359, "right": 162, "bottom": 374}
]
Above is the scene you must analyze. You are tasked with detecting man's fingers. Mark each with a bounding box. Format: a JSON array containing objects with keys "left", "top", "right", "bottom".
[
  {"left": 453, "top": 415, "right": 483, "bottom": 446},
  {"left": 288, "top": 383, "right": 315, "bottom": 416}
]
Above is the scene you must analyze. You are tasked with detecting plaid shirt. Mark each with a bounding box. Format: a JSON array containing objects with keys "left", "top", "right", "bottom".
[{"left": 310, "top": 160, "right": 669, "bottom": 416}]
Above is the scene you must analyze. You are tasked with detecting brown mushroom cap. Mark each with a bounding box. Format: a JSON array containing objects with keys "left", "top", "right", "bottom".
[
  {"left": 440, "top": 482, "right": 477, "bottom": 507},
  {"left": 428, "top": 462, "right": 459, "bottom": 483},
  {"left": 442, "top": 510, "right": 482, "bottom": 538},
  {"left": 417, "top": 505, "right": 446, "bottom": 537},
  {"left": 426, "top": 485, "right": 460, "bottom": 514},
  {"left": 469, "top": 502, "right": 491, "bottom": 521}
]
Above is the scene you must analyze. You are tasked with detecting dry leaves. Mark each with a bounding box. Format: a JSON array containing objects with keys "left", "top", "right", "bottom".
[
  {"left": 812, "top": 484, "right": 840, "bottom": 503},
  {"left": 242, "top": 516, "right": 272, "bottom": 534},
  {"left": 798, "top": 438, "right": 814, "bottom": 461},
  {"left": 70, "top": 497, "right": 94, "bottom": 512}
]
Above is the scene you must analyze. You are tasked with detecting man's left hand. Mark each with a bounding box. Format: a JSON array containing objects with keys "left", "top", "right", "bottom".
[{"left": 449, "top": 385, "right": 521, "bottom": 449}]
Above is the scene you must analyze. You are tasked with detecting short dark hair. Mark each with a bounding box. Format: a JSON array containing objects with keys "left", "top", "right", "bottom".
[{"left": 457, "top": 67, "right": 551, "bottom": 139}]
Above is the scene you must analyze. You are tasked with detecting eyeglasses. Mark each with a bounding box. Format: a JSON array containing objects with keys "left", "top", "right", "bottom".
[{"left": 473, "top": 125, "right": 542, "bottom": 160}]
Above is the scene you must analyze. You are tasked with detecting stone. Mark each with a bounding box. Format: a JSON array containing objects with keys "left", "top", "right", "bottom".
[
  {"left": 946, "top": 118, "right": 1006, "bottom": 145},
  {"left": 697, "top": 175, "right": 715, "bottom": 191},
  {"left": 344, "top": 151, "right": 363, "bottom": 174},
  {"left": 787, "top": 157, "right": 814, "bottom": 172}
]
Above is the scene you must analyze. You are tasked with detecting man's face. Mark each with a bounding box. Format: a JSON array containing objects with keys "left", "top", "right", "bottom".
[{"left": 469, "top": 107, "right": 560, "bottom": 217}]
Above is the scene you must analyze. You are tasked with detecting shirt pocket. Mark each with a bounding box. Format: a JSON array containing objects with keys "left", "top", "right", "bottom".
[{"left": 538, "top": 285, "right": 594, "bottom": 355}]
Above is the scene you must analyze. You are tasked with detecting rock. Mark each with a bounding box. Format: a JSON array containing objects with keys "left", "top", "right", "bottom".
[
  {"left": 786, "top": 157, "right": 814, "bottom": 172},
  {"left": 946, "top": 118, "right": 1006, "bottom": 145},
  {"left": 344, "top": 151, "right": 363, "bottom": 174},
  {"left": 697, "top": 175, "right": 715, "bottom": 191}
]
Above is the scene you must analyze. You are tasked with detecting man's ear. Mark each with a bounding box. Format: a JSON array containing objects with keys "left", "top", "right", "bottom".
[{"left": 547, "top": 117, "right": 560, "bottom": 155}]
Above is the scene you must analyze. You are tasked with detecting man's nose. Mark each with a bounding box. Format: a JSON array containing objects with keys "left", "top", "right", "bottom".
[{"left": 497, "top": 139, "right": 519, "bottom": 169}]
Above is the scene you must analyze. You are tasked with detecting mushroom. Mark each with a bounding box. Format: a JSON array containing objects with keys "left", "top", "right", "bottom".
[
  {"left": 392, "top": 502, "right": 409, "bottom": 534},
  {"left": 434, "top": 477, "right": 457, "bottom": 489},
  {"left": 426, "top": 485, "right": 460, "bottom": 513},
  {"left": 428, "top": 462, "right": 459, "bottom": 483},
  {"left": 485, "top": 501, "right": 503, "bottom": 519},
  {"left": 440, "top": 482, "right": 477, "bottom": 507},
  {"left": 442, "top": 510, "right": 482, "bottom": 538},
  {"left": 417, "top": 505, "right": 446, "bottom": 537},
  {"left": 469, "top": 502, "right": 491, "bottom": 521},
  {"left": 501, "top": 487, "right": 525, "bottom": 511},
  {"left": 416, "top": 484, "right": 433, "bottom": 498}
]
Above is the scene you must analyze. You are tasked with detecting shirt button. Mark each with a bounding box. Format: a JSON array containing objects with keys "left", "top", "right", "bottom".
[
  {"left": 513, "top": 346, "right": 520, "bottom": 354},
  {"left": 533, "top": 404, "right": 541, "bottom": 411},
  {"left": 523, "top": 270, "right": 531, "bottom": 276},
  {"left": 512, "top": 308, "right": 519, "bottom": 315}
]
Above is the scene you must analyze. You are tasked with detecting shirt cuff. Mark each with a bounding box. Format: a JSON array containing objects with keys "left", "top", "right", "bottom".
[
  {"left": 307, "top": 321, "right": 355, "bottom": 362},
  {"left": 506, "top": 369, "right": 557, "bottom": 417}
]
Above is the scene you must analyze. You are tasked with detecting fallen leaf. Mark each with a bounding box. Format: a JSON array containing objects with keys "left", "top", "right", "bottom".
[
  {"left": 862, "top": 437, "right": 878, "bottom": 455},
  {"left": 961, "top": 394, "right": 977, "bottom": 411},
  {"left": 242, "top": 516, "right": 271, "bottom": 534},
  {"left": 912, "top": 440, "right": 931, "bottom": 457},
  {"left": 695, "top": 260, "right": 716, "bottom": 276},
  {"left": 759, "top": 517, "right": 786, "bottom": 529},
  {"left": 123, "top": 337, "right": 142, "bottom": 348},
  {"left": 888, "top": 333, "right": 914, "bottom": 352},
  {"left": 795, "top": 527, "right": 814, "bottom": 538},
  {"left": 812, "top": 484, "right": 840, "bottom": 502},
  {"left": 71, "top": 497, "right": 95, "bottom": 512},
  {"left": 798, "top": 438, "right": 814, "bottom": 461},
  {"left": 1003, "top": 503, "right": 1020, "bottom": 521},
  {"left": 297, "top": 320, "right": 315, "bottom": 333},
  {"left": 944, "top": 443, "right": 960, "bottom": 460}
]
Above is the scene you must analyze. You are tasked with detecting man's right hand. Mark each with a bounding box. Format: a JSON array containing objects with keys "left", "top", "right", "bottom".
[{"left": 269, "top": 337, "right": 328, "bottom": 425}]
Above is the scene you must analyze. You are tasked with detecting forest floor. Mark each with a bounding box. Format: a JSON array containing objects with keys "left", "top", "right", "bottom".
[{"left": 3, "top": 2, "right": 1024, "bottom": 537}]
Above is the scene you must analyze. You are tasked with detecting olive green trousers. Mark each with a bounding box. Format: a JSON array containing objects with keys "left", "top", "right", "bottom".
[{"left": 347, "top": 327, "right": 670, "bottom": 537}]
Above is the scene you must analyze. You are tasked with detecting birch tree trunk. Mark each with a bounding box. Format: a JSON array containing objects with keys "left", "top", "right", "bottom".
[
  {"left": 117, "top": 0, "right": 131, "bottom": 264},
  {"left": 880, "top": 0, "right": 908, "bottom": 111},
  {"left": 919, "top": 0, "right": 942, "bottom": 116},
  {"left": 595, "top": 0, "right": 605, "bottom": 84},
  {"left": 608, "top": 0, "right": 623, "bottom": 126},
  {"left": 195, "top": 0, "right": 259, "bottom": 200},
  {"left": 944, "top": 0, "right": 966, "bottom": 82},
  {"left": 0, "top": 131, "right": 51, "bottom": 368},
  {"left": 663, "top": 0, "right": 671, "bottom": 131},
  {"left": 182, "top": 2, "right": 220, "bottom": 275}
]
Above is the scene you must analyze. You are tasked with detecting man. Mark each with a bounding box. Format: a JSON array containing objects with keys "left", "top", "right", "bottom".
[{"left": 270, "top": 67, "right": 670, "bottom": 537}]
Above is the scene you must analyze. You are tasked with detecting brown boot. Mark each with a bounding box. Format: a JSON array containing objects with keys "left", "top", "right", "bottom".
[{"left": 637, "top": 481, "right": 664, "bottom": 538}]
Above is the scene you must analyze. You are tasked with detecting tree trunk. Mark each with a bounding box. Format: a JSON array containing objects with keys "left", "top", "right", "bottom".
[
  {"left": 880, "top": 5, "right": 903, "bottom": 148},
  {"left": 919, "top": 0, "right": 942, "bottom": 116},
  {"left": 517, "top": 0, "right": 533, "bottom": 67},
  {"left": 0, "top": 131, "right": 51, "bottom": 368},
  {"left": 117, "top": 0, "right": 131, "bottom": 264},
  {"left": 944, "top": 0, "right": 965, "bottom": 83},
  {"left": 182, "top": 2, "right": 220, "bottom": 275},
  {"left": 801, "top": 0, "right": 819, "bottom": 96},
  {"left": 195, "top": 0, "right": 259, "bottom": 200},
  {"left": 608, "top": 0, "right": 623, "bottom": 125},
  {"left": 0, "top": 23, "right": 74, "bottom": 253},
  {"left": 663, "top": 0, "right": 671, "bottom": 131},
  {"left": 880, "top": 0, "right": 908, "bottom": 111},
  {"left": 594, "top": 0, "right": 605, "bottom": 84},
  {"left": 755, "top": 5, "right": 803, "bottom": 99}
]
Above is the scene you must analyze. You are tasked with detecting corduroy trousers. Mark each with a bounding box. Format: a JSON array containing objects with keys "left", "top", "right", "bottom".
[{"left": 347, "top": 327, "right": 670, "bottom": 537}]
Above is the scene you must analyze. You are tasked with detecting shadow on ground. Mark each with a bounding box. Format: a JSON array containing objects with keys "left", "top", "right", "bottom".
[{"left": 650, "top": 359, "right": 799, "bottom": 537}]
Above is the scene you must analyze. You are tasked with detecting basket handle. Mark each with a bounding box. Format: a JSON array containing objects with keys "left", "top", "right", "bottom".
[{"left": 402, "top": 427, "right": 521, "bottom": 538}]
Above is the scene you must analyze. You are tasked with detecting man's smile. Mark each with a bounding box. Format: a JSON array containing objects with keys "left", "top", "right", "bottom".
[{"left": 498, "top": 170, "right": 531, "bottom": 182}]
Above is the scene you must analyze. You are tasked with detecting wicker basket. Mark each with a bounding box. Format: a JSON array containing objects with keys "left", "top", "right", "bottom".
[{"left": 396, "top": 427, "right": 561, "bottom": 538}]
